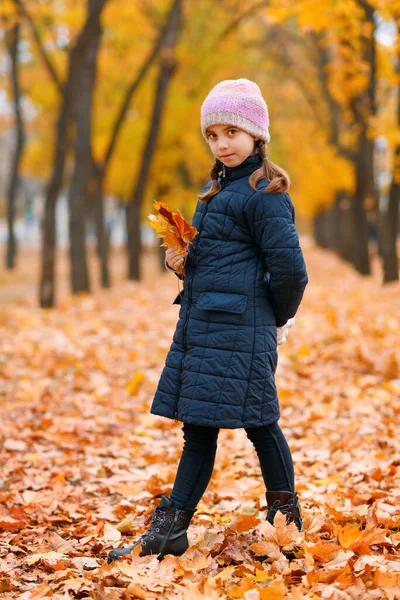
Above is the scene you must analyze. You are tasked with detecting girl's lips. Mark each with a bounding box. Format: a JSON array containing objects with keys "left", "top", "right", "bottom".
[{"left": 221, "top": 154, "right": 234, "bottom": 158}]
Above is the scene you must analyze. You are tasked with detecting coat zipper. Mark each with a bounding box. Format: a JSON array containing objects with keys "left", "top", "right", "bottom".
[
  {"left": 175, "top": 259, "right": 194, "bottom": 422},
  {"left": 158, "top": 510, "right": 180, "bottom": 555},
  {"left": 174, "top": 202, "right": 208, "bottom": 422},
  {"left": 182, "top": 274, "right": 192, "bottom": 348},
  {"left": 183, "top": 200, "right": 208, "bottom": 345}
]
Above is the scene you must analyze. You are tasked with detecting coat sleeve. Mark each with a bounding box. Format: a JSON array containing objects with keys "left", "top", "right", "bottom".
[
  {"left": 244, "top": 190, "right": 308, "bottom": 327},
  {"left": 164, "top": 256, "right": 185, "bottom": 280}
]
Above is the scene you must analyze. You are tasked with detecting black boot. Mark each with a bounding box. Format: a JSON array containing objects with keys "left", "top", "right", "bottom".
[
  {"left": 107, "top": 495, "right": 196, "bottom": 564},
  {"left": 265, "top": 490, "right": 302, "bottom": 531}
]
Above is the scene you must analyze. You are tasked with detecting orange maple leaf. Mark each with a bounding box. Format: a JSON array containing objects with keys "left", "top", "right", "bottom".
[
  {"left": 154, "top": 201, "right": 176, "bottom": 226},
  {"left": 149, "top": 200, "right": 198, "bottom": 252}
]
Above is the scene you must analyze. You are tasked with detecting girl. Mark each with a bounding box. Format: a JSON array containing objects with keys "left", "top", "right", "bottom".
[{"left": 108, "top": 78, "right": 308, "bottom": 563}]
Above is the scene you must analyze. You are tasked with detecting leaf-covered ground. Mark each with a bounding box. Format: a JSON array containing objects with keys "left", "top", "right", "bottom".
[{"left": 0, "top": 245, "right": 399, "bottom": 599}]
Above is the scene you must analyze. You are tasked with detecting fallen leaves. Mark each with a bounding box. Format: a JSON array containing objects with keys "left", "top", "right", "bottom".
[
  {"left": 125, "top": 371, "right": 145, "bottom": 395},
  {"left": 0, "top": 515, "right": 24, "bottom": 531},
  {"left": 336, "top": 524, "right": 364, "bottom": 549},
  {"left": 26, "top": 551, "right": 68, "bottom": 568},
  {"left": 0, "top": 247, "right": 399, "bottom": 598}
]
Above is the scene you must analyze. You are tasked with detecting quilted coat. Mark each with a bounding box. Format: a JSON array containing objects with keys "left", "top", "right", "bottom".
[{"left": 150, "top": 154, "right": 308, "bottom": 428}]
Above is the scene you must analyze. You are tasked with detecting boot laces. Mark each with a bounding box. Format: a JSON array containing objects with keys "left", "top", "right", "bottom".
[
  {"left": 267, "top": 499, "right": 293, "bottom": 520},
  {"left": 144, "top": 506, "right": 169, "bottom": 527}
]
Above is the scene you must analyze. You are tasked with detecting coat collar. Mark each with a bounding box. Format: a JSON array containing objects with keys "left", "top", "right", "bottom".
[{"left": 218, "top": 154, "right": 262, "bottom": 186}]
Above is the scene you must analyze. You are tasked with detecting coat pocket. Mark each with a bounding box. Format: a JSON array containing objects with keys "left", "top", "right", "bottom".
[{"left": 196, "top": 291, "right": 248, "bottom": 314}]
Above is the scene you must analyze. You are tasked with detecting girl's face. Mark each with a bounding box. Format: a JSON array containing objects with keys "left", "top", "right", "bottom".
[{"left": 205, "top": 124, "right": 257, "bottom": 167}]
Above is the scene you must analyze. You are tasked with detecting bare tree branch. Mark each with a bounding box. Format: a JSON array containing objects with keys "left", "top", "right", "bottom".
[
  {"left": 214, "top": 0, "right": 270, "bottom": 47},
  {"left": 12, "top": 0, "right": 63, "bottom": 93},
  {"left": 310, "top": 32, "right": 356, "bottom": 161},
  {"left": 101, "top": 0, "right": 178, "bottom": 175}
]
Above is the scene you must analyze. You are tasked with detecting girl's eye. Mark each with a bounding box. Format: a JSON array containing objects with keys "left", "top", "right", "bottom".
[{"left": 207, "top": 130, "right": 236, "bottom": 139}]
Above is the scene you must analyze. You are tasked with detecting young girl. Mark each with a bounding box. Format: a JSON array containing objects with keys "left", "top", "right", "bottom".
[{"left": 108, "top": 78, "right": 308, "bottom": 563}]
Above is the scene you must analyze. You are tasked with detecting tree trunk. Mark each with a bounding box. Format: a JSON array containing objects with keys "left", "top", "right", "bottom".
[
  {"left": 351, "top": 130, "right": 373, "bottom": 275},
  {"left": 347, "top": 1, "right": 377, "bottom": 276},
  {"left": 381, "top": 155, "right": 400, "bottom": 282},
  {"left": 125, "top": 200, "right": 142, "bottom": 280},
  {"left": 314, "top": 210, "right": 327, "bottom": 248},
  {"left": 126, "top": 62, "right": 178, "bottom": 279},
  {"left": 380, "top": 15, "right": 400, "bottom": 283},
  {"left": 5, "top": 23, "right": 25, "bottom": 270},
  {"left": 328, "top": 193, "right": 341, "bottom": 253},
  {"left": 91, "top": 168, "right": 111, "bottom": 287},
  {"left": 126, "top": 0, "right": 182, "bottom": 280},
  {"left": 68, "top": 0, "right": 102, "bottom": 294},
  {"left": 39, "top": 0, "right": 107, "bottom": 307},
  {"left": 337, "top": 195, "right": 353, "bottom": 263}
]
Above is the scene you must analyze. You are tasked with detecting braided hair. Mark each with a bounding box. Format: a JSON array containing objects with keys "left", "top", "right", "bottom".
[
  {"left": 199, "top": 139, "right": 289, "bottom": 202},
  {"left": 249, "top": 139, "right": 290, "bottom": 194}
]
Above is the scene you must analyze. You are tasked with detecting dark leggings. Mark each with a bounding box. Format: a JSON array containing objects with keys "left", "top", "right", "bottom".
[{"left": 169, "top": 421, "right": 295, "bottom": 511}]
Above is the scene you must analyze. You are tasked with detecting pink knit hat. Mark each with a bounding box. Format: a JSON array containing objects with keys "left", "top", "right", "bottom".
[{"left": 200, "top": 78, "right": 270, "bottom": 143}]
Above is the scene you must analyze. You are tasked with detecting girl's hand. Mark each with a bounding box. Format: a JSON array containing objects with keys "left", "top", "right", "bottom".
[
  {"left": 277, "top": 326, "right": 288, "bottom": 345},
  {"left": 286, "top": 317, "right": 296, "bottom": 329},
  {"left": 277, "top": 317, "right": 295, "bottom": 345},
  {"left": 166, "top": 246, "right": 188, "bottom": 275}
]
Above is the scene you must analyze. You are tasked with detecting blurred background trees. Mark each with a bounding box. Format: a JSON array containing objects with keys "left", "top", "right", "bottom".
[{"left": 0, "top": 0, "right": 399, "bottom": 307}]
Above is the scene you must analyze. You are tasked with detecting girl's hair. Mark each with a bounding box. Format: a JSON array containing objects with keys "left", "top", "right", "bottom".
[{"left": 198, "top": 139, "right": 290, "bottom": 202}]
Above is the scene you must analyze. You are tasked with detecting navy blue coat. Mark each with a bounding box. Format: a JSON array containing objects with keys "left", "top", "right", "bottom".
[{"left": 150, "top": 155, "right": 308, "bottom": 428}]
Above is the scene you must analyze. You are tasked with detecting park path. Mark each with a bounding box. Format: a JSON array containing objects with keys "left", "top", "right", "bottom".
[{"left": 0, "top": 244, "right": 399, "bottom": 599}]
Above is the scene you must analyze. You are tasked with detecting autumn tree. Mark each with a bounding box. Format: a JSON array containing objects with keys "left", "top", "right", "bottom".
[
  {"left": 68, "top": 0, "right": 103, "bottom": 294},
  {"left": 5, "top": 21, "right": 25, "bottom": 269},
  {"left": 13, "top": 0, "right": 108, "bottom": 306},
  {"left": 379, "top": 6, "right": 400, "bottom": 282},
  {"left": 266, "top": 0, "right": 382, "bottom": 275},
  {"left": 310, "top": 1, "right": 399, "bottom": 282},
  {"left": 1, "top": 6, "right": 25, "bottom": 270}
]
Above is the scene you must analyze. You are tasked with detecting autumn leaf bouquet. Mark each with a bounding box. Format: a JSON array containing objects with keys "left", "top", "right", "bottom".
[{"left": 148, "top": 201, "right": 198, "bottom": 254}]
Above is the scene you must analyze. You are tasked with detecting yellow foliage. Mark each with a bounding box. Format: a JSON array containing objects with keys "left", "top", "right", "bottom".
[
  {"left": 125, "top": 372, "right": 145, "bottom": 395},
  {"left": 273, "top": 116, "right": 354, "bottom": 217},
  {"left": 337, "top": 524, "right": 363, "bottom": 548},
  {"left": 0, "top": 0, "right": 18, "bottom": 25},
  {"left": 2, "top": 0, "right": 398, "bottom": 227}
]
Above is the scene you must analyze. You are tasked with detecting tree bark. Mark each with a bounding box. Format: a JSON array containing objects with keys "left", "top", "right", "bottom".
[
  {"left": 90, "top": 165, "right": 111, "bottom": 287},
  {"left": 328, "top": 193, "right": 341, "bottom": 252},
  {"left": 350, "top": 128, "right": 373, "bottom": 274},
  {"left": 125, "top": 63, "right": 178, "bottom": 280},
  {"left": 346, "top": 1, "right": 377, "bottom": 275},
  {"left": 126, "top": 0, "right": 182, "bottom": 280},
  {"left": 5, "top": 23, "right": 25, "bottom": 270},
  {"left": 336, "top": 195, "right": 353, "bottom": 263},
  {"left": 380, "top": 146, "right": 400, "bottom": 283},
  {"left": 68, "top": 0, "right": 102, "bottom": 294},
  {"left": 380, "top": 16, "right": 400, "bottom": 283},
  {"left": 381, "top": 173, "right": 399, "bottom": 282},
  {"left": 314, "top": 210, "right": 328, "bottom": 249},
  {"left": 38, "top": 0, "right": 107, "bottom": 307}
]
